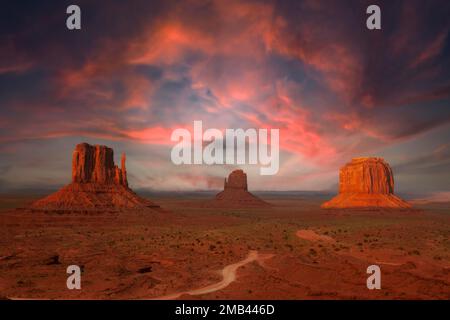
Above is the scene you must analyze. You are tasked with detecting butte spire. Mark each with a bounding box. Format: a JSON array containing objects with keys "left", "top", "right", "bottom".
[{"left": 31, "top": 143, "right": 160, "bottom": 213}]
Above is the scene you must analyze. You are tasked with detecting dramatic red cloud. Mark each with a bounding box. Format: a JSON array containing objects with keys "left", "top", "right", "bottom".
[
  {"left": 128, "top": 1, "right": 274, "bottom": 64},
  {"left": 124, "top": 126, "right": 179, "bottom": 145},
  {"left": 2, "top": 0, "right": 449, "bottom": 191},
  {"left": 24, "top": 0, "right": 445, "bottom": 165}
]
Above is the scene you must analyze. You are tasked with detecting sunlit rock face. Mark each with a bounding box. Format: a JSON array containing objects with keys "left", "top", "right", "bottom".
[
  {"left": 338, "top": 157, "right": 394, "bottom": 194},
  {"left": 31, "top": 143, "right": 158, "bottom": 212},
  {"left": 72, "top": 143, "right": 128, "bottom": 187},
  {"left": 322, "top": 158, "right": 411, "bottom": 209}
]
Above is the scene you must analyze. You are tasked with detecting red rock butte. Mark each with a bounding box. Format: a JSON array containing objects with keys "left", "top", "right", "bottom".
[
  {"left": 213, "top": 170, "right": 269, "bottom": 207},
  {"left": 30, "top": 143, "right": 160, "bottom": 212},
  {"left": 321, "top": 157, "right": 411, "bottom": 209}
]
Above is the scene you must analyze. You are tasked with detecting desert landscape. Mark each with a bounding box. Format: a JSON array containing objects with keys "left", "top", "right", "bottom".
[
  {"left": 0, "top": 145, "right": 448, "bottom": 300},
  {"left": 0, "top": 192, "right": 449, "bottom": 300},
  {"left": 2, "top": 0, "right": 450, "bottom": 304}
]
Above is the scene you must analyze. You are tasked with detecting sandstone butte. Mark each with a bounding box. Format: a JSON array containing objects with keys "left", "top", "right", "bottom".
[
  {"left": 321, "top": 157, "right": 412, "bottom": 209},
  {"left": 30, "top": 143, "right": 160, "bottom": 212},
  {"left": 213, "top": 169, "right": 270, "bottom": 207}
]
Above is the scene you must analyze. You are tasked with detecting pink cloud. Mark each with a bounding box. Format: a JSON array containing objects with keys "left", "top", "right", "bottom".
[
  {"left": 124, "top": 126, "right": 179, "bottom": 145},
  {"left": 411, "top": 31, "right": 448, "bottom": 68}
]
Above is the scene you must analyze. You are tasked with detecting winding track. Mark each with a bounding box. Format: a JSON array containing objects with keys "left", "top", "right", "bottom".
[{"left": 151, "top": 250, "right": 273, "bottom": 300}]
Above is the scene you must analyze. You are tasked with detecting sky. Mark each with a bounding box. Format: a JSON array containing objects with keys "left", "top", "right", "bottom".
[{"left": 0, "top": 0, "right": 449, "bottom": 195}]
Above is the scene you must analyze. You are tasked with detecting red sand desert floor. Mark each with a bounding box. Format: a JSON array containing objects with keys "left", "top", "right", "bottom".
[{"left": 0, "top": 194, "right": 449, "bottom": 300}]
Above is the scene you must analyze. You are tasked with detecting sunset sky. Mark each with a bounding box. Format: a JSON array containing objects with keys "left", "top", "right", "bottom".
[{"left": 1, "top": 0, "right": 449, "bottom": 195}]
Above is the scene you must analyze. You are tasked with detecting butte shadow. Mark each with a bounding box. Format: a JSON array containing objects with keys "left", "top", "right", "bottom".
[
  {"left": 322, "top": 157, "right": 412, "bottom": 210},
  {"left": 29, "top": 143, "right": 163, "bottom": 213}
]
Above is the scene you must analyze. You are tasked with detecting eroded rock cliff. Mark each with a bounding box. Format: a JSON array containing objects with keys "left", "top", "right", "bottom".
[
  {"left": 31, "top": 143, "right": 159, "bottom": 212},
  {"left": 322, "top": 157, "right": 411, "bottom": 209}
]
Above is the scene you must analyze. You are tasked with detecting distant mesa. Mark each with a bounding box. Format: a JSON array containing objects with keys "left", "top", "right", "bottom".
[
  {"left": 321, "top": 157, "right": 411, "bottom": 209},
  {"left": 30, "top": 143, "right": 160, "bottom": 212},
  {"left": 213, "top": 169, "right": 270, "bottom": 207},
  {"left": 223, "top": 169, "right": 248, "bottom": 191}
]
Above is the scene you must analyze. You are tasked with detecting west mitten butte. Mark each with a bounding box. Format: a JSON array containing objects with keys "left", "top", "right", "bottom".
[{"left": 30, "top": 143, "right": 160, "bottom": 212}]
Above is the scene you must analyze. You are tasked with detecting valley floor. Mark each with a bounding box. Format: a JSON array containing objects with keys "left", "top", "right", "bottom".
[{"left": 0, "top": 195, "right": 449, "bottom": 299}]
